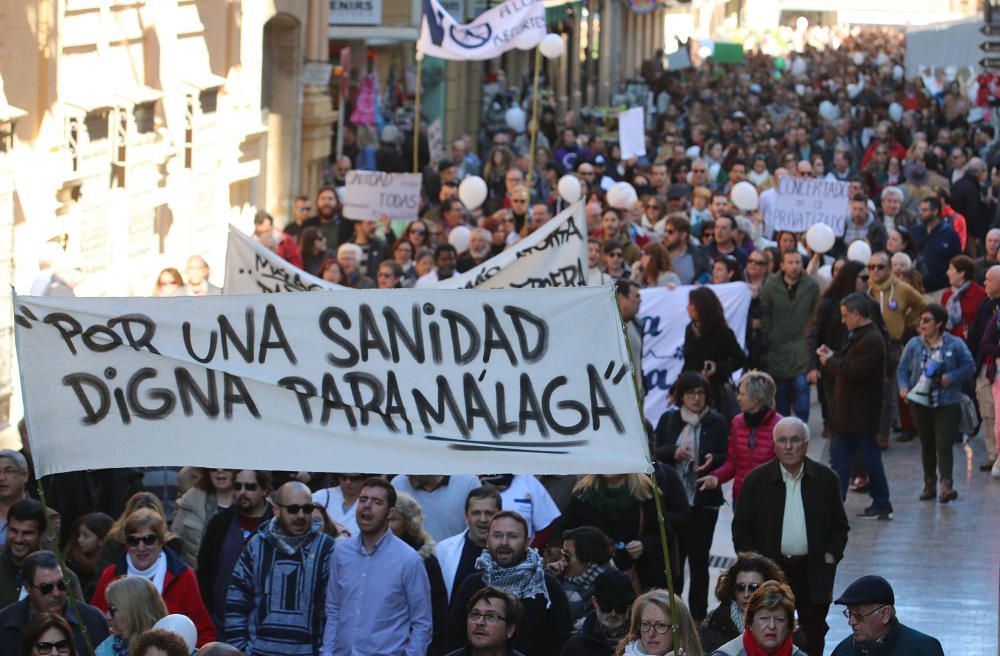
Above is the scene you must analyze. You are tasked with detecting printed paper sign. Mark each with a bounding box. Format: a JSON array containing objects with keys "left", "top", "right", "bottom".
[
  {"left": 14, "top": 287, "right": 650, "bottom": 477},
  {"left": 769, "top": 177, "right": 850, "bottom": 235},
  {"left": 342, "top": 171, "right": 423, "bottom": 221},
  {"left": 618, "top": 107, "right": 646, "bottom": 161},
  {"left": 638, "top": 283, "right": 751, "bottom": 425}
]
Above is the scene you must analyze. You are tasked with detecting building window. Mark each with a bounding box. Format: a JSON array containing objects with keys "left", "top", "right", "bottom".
[
  {"left": 200, "top": 89, "right": 218, "bottom": 114},
  {"left": 184, "top": 95, "right": 195, "bottom": 169},
  {"left": 134, "top": 102, "right": 156, "bottom": 134},
  {"left": 65, "top": 117, "right": 81, "bottom": 172},
  {"left": 112, "top": 111, "right": 128, "bottom": 188},
  {"left": 85, "top": 109, "right": 110, "bottom": 141},
  {"left": 0, "top": 122, "right": 12, "bottom": 153}
]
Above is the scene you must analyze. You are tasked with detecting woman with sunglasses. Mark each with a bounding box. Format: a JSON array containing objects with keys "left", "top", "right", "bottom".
[
  {"left": 92, "top": 509, "right": 215, "bottom": 647},
  {"left": 699, "top": 553, "right": 792, "bottom": 653},
  {"left": 97, "top": 493, "right": 183, "bottom": 576},
  {"left": 152, "top": 268, "right": 186, "bottom": 298},
  {"left": 897, "top": 304, "right": 975, "bottom": 503},
  {"left": 614, "top": 589, "right": 703, "bottom": 656},
  {"left": 20, "top": 613, "right": 77, "bottom": 656},
  {"left": 171, "top": 469, "right": 234, "bottom": 569},
  {"left": 404, "top": 220, "right": 430, "bottom": 251},
  {"left": 696, "top": 371, "right": 781, "bottom": 504},
  {"left": 95, "top": 576, "right": 168, "bottom": 656},
  {"left": 709, "top": 581, "right": 806, "bottom": 656}
]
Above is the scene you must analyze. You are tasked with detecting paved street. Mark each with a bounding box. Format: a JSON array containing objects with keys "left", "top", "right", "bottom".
[{"left": 702, "top": 401, "right": 1000, "bottom": 655}]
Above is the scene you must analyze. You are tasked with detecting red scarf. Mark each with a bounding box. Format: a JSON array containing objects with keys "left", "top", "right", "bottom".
[{"left": 742, "top": 628, "right": 793, "bottom": 656}]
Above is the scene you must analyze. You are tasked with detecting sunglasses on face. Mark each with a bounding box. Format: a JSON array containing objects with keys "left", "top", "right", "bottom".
[
  {"left": 735, "top": 582, "right": 762, "bottom": 594},
  {"left": 125, "top": 534, "right": 158, "bottom": 547},
  {"left": 34, "top": 640, "right": 70, "bottom": 655},
  {"left": 233, "top": 482, "right": 259, "bottom": 491},
  {"left": 596, "top": 600, "right": 630, "bottom": 614},
  {"left": 607, "top": 252, "right": 623, "bottom": 258},
  {"left": 277, "top": 502, "right": 316, "bottom": 515},
  {"left": 867, "top": 263, "right": 887, "bottom": 270},
  {"left": 32, "top": 579, "right": 68, "bottom": 595}
]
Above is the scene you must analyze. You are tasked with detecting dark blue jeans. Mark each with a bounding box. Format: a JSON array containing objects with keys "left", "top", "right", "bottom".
[
  {"left": 774, "top": 373, "right": 811, "bottom": 421},
  {"left": 831, "top": 432, "right": 892, "bottom": 509}
]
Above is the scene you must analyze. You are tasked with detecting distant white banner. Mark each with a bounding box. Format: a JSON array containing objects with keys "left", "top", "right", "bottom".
[
  {"left": 417, "top": 0, "right": 546, "bottom": 61},
  {"left": 14, "top": 288, "right": 650, "bottom": 476},
  {"left": 342, "top": 171, "right": 422, "bottom": 221},
  {"left": 432, "top": 202, "right": 588, "bottom": 288},
  {"left": 618, "top": 107, "right": 646, "bottom": 161},
  {"left": 224, "top": 203, "right": 588, "bottom": 294},
  {"left": 769, "top": 177, "right": 850, "bottom": 235},
  {"left": 638, "top": 283, "right": 751, "bottom": 426},
  {"left": 223, "top": 227, "right": 343, "bottom": 294}
]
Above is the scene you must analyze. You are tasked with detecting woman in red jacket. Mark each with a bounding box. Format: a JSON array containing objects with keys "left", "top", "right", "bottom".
[
  {"left": 941, "top": 255, "right": 986, "bottom": 340},
  {"left": 696, "top": 370, "right": 782, "bottom": 503},
  {"left": 91, "top": 508, "right": 215, "bottom": 647}
]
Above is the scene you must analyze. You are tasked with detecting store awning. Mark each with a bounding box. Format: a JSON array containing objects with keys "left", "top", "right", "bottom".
[{"left": 328, "top": 25, "right": 419, "bottom": 42}]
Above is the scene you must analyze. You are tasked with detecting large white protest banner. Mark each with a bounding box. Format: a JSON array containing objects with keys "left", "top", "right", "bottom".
[
  {"left": 638, "top": 282, "right": 751, "bottom": 425},
  {"left": 769, "top": 177, "right": 850, "bottom": 235},
  {"left": 432, "top": 202, "right": 589, "bottom": 288},
  {"left": 223, "top": 227, "right": 343, "bottom": 294},
  {"left": 417, "top": 0, "right": 546, "bottom": 61},
  {"left": 618, "top": 107, "right": 647, "bottom": 161},
  {"left": 14, "top": 287, "right": 649, "bottom": 476},
  {"left": 342, "top": 171, "right": 423, "bottom": 221}
]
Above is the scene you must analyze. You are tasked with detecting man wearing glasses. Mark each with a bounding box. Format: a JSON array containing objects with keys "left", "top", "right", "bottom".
[
  {"left": 831, "top": 575, "right": 943, "bottom": 655},
  {"left": 198, "top": 470, "right": 274, "bottom": 633},
  {"left": 663, "top": 215, "right": 709, "bottom": 285},
  {"left": 225, "top": 482, "right": 335, "bottom": 656},
  {"left": 561, "top": 569, "right": 635, "bottom": 656},
  {"left": 446, "top": 587, "right": 523, "bottom": 656},
  {"left": 732, "top": 417, "right": 849, "bottom": 656},
  {"left": 0, "top": 550, "right": 108, "bottom": 655}
]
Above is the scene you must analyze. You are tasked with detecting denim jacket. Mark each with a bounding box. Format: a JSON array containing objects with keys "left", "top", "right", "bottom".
[{"left": 897, "top": 332, "right": 975, "bottom": 407}]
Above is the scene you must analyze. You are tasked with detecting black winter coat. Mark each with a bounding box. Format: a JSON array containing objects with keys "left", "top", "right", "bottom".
[
  {"left": 682, "top": 325, "right": 746, "bottom": 415},
  {"left": 653, "top": 408, "right": 729, "bottom": 508},
  {"left": 560, "top": 611, "right": 620, "bottom": 656}
]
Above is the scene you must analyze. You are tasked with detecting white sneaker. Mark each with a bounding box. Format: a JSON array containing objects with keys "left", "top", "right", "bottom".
[{"left": 992, "top": 458, "right": 1000, "bottom": 479}]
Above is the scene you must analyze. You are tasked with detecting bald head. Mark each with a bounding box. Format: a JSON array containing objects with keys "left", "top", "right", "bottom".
[{"left": 276, "top": 481, "right": 311, "bottom": 505}]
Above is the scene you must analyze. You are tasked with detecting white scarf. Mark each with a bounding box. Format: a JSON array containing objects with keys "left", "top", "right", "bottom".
[
  {"left": 127, "top": 551, "right": 168, "bottom": 593},
  {"left": 677, "top": 407, "right": 707, "bottom": 504},
  {"left": 622, "top": 640, "right": 649, "bottom": 656}
]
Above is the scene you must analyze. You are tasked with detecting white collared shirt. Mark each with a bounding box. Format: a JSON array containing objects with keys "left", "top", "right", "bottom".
[{"left": 780, "top": 464, "right": 809, "bottom": 557}]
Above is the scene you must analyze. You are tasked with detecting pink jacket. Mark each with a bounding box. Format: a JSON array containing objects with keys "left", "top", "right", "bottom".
[{"left": 712, "top": 409, "right": 782, "bottom": 502}]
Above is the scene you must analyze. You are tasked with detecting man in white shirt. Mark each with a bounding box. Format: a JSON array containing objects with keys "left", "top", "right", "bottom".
[
  {"left": 477, "top": 475, "right": 560, "bottom": 545},
  {"left": 312, "top": 473, "right": 366, "bottom": 538},
  {"left": 390, "top": 475, "right": 481, "bottom": 541}
]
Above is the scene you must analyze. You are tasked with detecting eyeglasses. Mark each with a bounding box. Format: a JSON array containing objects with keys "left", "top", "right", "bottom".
[
  {"left": 607, "top": 252, "right": 624, "bottom": 258},
  {"left": 468, "top": 611, "right": 506, "bottom": 624},
  {"left": 748, "top": 258, "right": 767, "bottom": 265},
  {"left": 410, "top": 229, "right": 426, "bottom": 236},
  {"left": 639, "top": 621, "right": 673, "bottom": 634},
  {"left": 109, "top": 604, "right": 119, "bottom": 617},
  {"left": 276, "top": 502, "right": 317, "bottom": 515},
  {"left": 734, "top": 582, "right": 762, "bottom": 594},
  {"left": 867, "top": 263, "right": 887, "bottom": 270},
  {"left": 31, "top": 579, "right": 68, "bottom": 595},
  {"left": 33, "top": 640, "right": 70, "bottom": 655},
  {"left": 683, "top": 389, "right": 707, "bottom": 397},
  {"left": 233, "top": 482, "right": 259, "bottom": 491},
  {"left": 596, "top": 600, "right": 630, "bottom": 614},
  {"left": 0, "top": 467, "right": 21, "bottom": 476},
  {"left": 775, "top": 436, "right": 804, "bottom": 446},
  {"left": 125, "top": 534, "right": 158, "bottom": 548},
  {"left": 859, "top": 274, "right": 869, "bottom": 282},
  {"left": 842, "top": 605, "right": 888, "bottom": 621},
  {"left": 919, "top": 316, "right": 936, "bottom": 324}
]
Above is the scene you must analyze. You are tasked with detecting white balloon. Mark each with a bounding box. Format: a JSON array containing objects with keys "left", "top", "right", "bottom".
[
  {"left": 888, "top": 102, "right": 903, "bottom": 123},
  {"left": 893, "top": 64, "right": 904, "bottom": 81},
  {"left": 153, "top": 615, "right": 197, "bottom": 652},
  {"left": 458, "top": 176, "right": 488, "bottom": 210},
  {"left": 791, "top": 58, "right": 807, "bottom": 77},
  {"left": 557, "top": 175, "right": 582, "bottom": 203},
  {"left": 539, "top": 33, "right": 565, "bottom": 59},
  {"left": 795, "top": 84, "right": 806, "bottom": 97},
  {"left": 875, "top": 52, "right": 889, "bottom": 67},
  {"left": 805, "top": 222, "right": 836, "bottom": 254},
  {"left": 448, "top": 225, "right": 471, "bottom": 254},
  {"left": 852, "top": 52, "right": 865, "bottom": 66},
  {"left": 815, "top": 263, "right": 833, "bottom": 289},
  {"left": 730, "top": 181, "right": 759, "bottom": 211},
  {"left": 505, "top": 106, "right": 526, "bottom": 133},
  {"left": 819, "top": 100, "right": 837, "bottom": 122},
  {"left": 847, "top": 83, "right": 860, "bottom": 99},
  {"left": 515, "top": 29, "right": 541, "bottom": 50},
  {"left": 847, "top": 240, "right": 873, "bottom": 264},
  {"left": 606, "top": 182, "right": 637, "bottom": 209}
]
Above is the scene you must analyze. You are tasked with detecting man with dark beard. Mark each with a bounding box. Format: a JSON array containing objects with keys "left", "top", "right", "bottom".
[{"left": 302, "top": 187, "right": 352, "bottom": 250}]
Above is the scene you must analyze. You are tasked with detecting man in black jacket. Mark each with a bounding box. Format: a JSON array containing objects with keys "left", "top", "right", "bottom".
[
  {"left": 446, "top": 511, "right": 572, "bottom": 656},
  {"left": 560, "top": 569, "right": 635, "bottom": 656},
  {"left": 732, "top": 416, "right": 850, "bottom": 656},
  {"left": 966, "top": 264, "right": 1000, "bottom": 471},
  {"left": 197, "top": 470, "right": 273, "bottom": 634}
]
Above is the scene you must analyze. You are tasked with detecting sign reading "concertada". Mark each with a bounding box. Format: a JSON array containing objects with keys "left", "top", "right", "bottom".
[{"left": 14, "top": 287, "right": 649, "bottom": 477}]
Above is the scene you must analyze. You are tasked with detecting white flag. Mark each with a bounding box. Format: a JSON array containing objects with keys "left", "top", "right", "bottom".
[{"left": 417, "top": 0, "right": 546, "bottom": 61}]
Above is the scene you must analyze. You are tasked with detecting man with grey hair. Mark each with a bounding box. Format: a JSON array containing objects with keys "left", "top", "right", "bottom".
[
  {"left": 733, "top": 416, "right": 849, "bottom": 656},
  {"left": 965, "top": 264, "right": 1000, "bottom": 472},
  {"left": 974, "top": 227, "right": 1000, "bottom": 284},
  {"left": 878, "top": 186, "right": 915, "bottom": 230},
  {"left": 0, "top": 450, "right": 28, "bottom": 547}
]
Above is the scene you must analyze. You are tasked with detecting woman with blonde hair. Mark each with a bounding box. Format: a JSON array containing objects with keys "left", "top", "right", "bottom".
[
  {"left": 709, "top": 581, "right": 805, "bottom": 655},
  {"left": 388, "top": 492, "right": 448, "bottom": 655},
  {"left": 562, "top": 471, "right": 689, "bottom": 592},
  {"left": 614, "top": 589, "right": 703, "bottom": 656},
  {"left": 95, "top": 577, "right": 168, "bottom": 656}
]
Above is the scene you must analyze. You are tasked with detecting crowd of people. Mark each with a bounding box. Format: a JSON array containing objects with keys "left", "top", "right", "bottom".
[{"left": 20, "top": 21, "right": 996, "bottom": 656}]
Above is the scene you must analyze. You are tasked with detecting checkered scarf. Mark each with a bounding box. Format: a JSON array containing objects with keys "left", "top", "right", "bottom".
[{"left": 475, "top": 548, "right": 552, "bottom": 607}]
